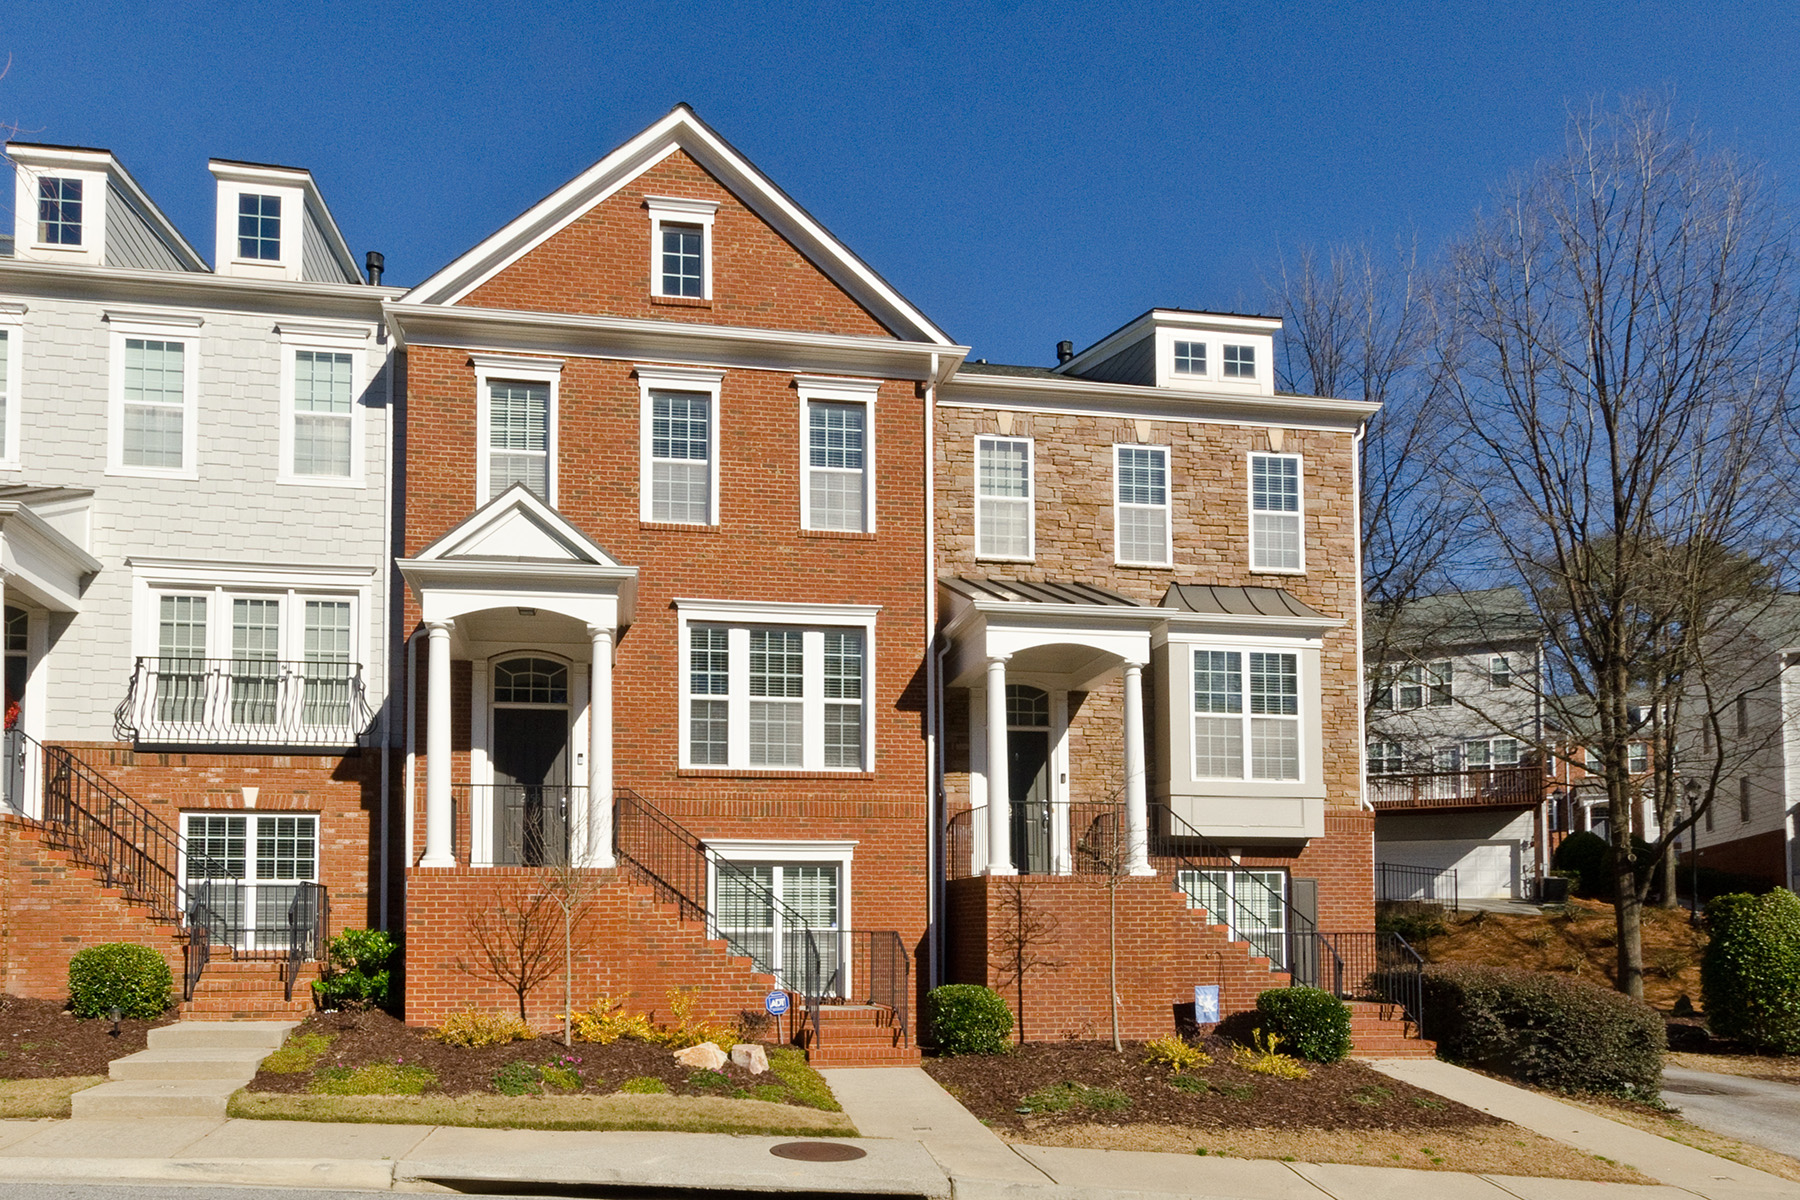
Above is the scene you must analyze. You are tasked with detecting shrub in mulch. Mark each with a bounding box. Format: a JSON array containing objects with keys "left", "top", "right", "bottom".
[
  {"left": 1702, "top": 889, "right": 1800, "bottom": 1054},
  {"left": 923, "top": 1038, "right": 1502, "bottom": 1135},
  {"left": 246, "top": 1008, "right": 834, "bottom": 1109},
  {"left": 0, "top": 994, "right": 174, "bottom": 1077}
]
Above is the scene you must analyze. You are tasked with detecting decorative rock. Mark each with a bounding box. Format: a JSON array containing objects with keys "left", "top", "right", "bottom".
[
  {"left": 673, "top": 1041, "right": 729, "bottom": 1070},
  {"left": 730, "top": 1042, "right": 769, "bottom": 1074}
]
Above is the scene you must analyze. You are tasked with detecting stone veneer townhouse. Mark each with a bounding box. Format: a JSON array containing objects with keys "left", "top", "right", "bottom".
[{"left": 0, "top": 143, "right": 398, "bottom": 1012}]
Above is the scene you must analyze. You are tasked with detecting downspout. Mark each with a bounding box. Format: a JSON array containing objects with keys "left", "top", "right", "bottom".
[
  {"left": 403, "top": 628, "right": 419, "bottom": 877},
  {"left": 378, "top": 319, "right": 396, "bottom": 931},
  {"left": 924, "top": 353, "right": 941, "bottom": 993},
  {"left": 1352, "top": 421, "right": 1371, "bottom": 813}
]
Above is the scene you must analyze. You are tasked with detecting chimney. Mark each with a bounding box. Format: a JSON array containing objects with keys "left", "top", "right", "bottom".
[
  {"left": 365, "top": 250, "right": 384, "bottom": 286},
  {"left": 1056, "top": 340, "right": 1074, "bottom": 364}
]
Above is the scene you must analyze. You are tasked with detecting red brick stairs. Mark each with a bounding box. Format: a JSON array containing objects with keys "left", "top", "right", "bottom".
[
  {"left": 181, "top": 957, "right": 320, "bottom": 1019},
  {"left": 1347, "top": 999, "right": 1436, "bottom": 1059},
  {"left": 803, "top": 1003, "right": 918, "bottom": 1068}
]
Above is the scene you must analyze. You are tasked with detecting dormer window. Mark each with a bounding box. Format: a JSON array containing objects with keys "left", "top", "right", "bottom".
[
  {"left": 238, "top": 194, "right": 281, "bottom": 260},
  {"left": 37, "top": 178, "right": 82, "bottom": 245},
  {"left": 1174, "top": 341, "right": 1206, "bottom": 375},
  {"left": 1224, "top": 344, "right": 1256, "bottom": 378},
  {"left": 661, "top": 224, "right": 703, "bottom": 297},
  {"left": 645, "top": 196, "right": 718, "bottom": 300}
]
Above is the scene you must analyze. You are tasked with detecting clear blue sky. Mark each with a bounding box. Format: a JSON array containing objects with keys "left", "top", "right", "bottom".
[{"left": 4, "top": 1, "right": 1797, "bottom": 365}]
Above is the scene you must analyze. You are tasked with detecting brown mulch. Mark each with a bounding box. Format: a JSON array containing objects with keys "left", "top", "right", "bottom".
[
  {"left": 923, "top": 1039, "right": 1505, "bottom": 1135},
  {"left": 248, "top": 1008, "right": 810, "bottom": 1104},
  {"left": 0, "top": 995, "right": 175, "bottom": 1078}
]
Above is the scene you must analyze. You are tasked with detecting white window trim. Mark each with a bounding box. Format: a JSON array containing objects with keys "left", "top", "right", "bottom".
[
  {"left": 213, "top": 181, "right": 305, "bottom": 278},
  {"left": 106, "top": 311, "right": 203, "bottom": 480},
  {"left": 277, "top": 322, "right": 372, "bottom": 489},
  {"left": 705, "top": 838, "right": 856, "bottom": 991},
  {"left": 473, "top": 353, "right": 564, "bottom": 506},
  {"left": 797, "top": 375, "right": 879, "bottom": 533},
  {"left": 675, "top": 598, "right": 879, "bottom": 772},
  {"left": 1171, "top": 338, "right": 1210, "bottom": 380},
  {"left": 19, "top": 167, "right": 105, "bottom": 259},
  {"left": 645, "top": 195, "right": 718, "bottom": 300},
  {"left": 974, "top": 434, "right": 1035, "bottom": 562},
  {"left": 1113, "top": 443, "right": 1172, "bottom": 566},
  {"left": 129, "top": 560, "right": 374, "bottom": 667},
  {"left": 1223, "top": 343, "right": 1258, "bottom": 379},
  {"left": 638, "top": 364, "right": 724, "bottom": 525},
  {"left": 1188, "top": 640, "right": 1305, "bottom": 784},
  {"left": 0, "top": 304, "right": 24, "bottom": 471},
  {"left": 1248, "top": 451, "right": 1304, "bottom": 574}
]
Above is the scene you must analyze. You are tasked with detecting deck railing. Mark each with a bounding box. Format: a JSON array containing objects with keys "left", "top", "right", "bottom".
[
  {"left": 1376, "top": 861, "right": 1460, "bottom": 910},
  {"left": 1367, "top": 764, "right": 1543, "bottom": 810},
  {"left": 115, "top": 657, "right": 373, "bottom": 748}
]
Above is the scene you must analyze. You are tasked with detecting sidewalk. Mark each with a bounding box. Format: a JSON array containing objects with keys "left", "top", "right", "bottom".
[{"left": 0, "top": 1061, "right": 1787, "bottom": 1199}]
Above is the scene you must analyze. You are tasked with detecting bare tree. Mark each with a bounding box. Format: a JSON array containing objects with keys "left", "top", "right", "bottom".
[
  {"left": 989, "top": 877, "right": 1067, "bottom": 1045},
  {"left": 1435, "top": 95, "right": 1800, "bottom": 998},
  {"left": 458, "top": 874, "right": 562, "bottom": 1022}
]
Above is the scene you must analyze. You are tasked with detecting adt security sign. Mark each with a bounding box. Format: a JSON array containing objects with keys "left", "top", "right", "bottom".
[
  {"left": 1193, "top": 985, "right": 1221, "bottom": 1025},
  {"left": 765, "top": 990, "right": 791, "bottom": 1017}
]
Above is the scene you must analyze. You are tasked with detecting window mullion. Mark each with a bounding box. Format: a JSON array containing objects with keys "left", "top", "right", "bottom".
[
  {"left": 727, "top": 627, "right": 749, "bottom": 767},
  {"left": 801, "top": 629, "right": 824, "bottom": 771}
]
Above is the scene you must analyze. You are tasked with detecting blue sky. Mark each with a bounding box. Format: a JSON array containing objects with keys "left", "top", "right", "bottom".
[{"left": 3, "top": 1, "right": 1797, "bottom": 365}]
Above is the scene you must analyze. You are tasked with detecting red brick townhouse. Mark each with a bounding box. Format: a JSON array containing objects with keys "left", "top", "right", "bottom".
[{"left": 385, "top": 106, "right": 956, "bottom": 1060}]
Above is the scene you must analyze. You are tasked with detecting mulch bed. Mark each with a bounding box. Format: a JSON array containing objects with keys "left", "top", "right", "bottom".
[
  {"left": 0, "top": 995, "right": 174, "bottom": 1078},
  {"left": 247, "top": 1008, "right": 814, "bottom": 1104},
  {"left": 924, "top": 1038, "right": 1505, "bottom": 1135}
]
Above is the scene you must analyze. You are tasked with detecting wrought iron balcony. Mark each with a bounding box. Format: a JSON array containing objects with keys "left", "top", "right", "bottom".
[
  {"left": 115, "top": 657, "right": 374, "bottom": 749},
  {"left": 1366, "top": 764, "right": 1543, "bottom": 810}
]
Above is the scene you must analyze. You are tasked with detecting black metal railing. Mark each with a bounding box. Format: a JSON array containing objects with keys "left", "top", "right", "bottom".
[
  {"left": 1331, "top": 930, "right": 1427, "bottom": 1038},
  {"left": 1376, "top": 862, "right": 1460, "bottom": 911},
  {"left": 184, "top": 878, "right": 329, "bottom": 1001},
  {"left": 452, "top": 784, "right": 581, "bottom": 867},
  {"left": 115, "top": 657, "right": 373, "bottom": 748},
  {"left": 842, "top": 929, "right": 910, "bottom": 1047},
  {"left": 1367, "top": 764, "right": 1543, "bottom": 810},
  {"left": 37, "top": 735, "right": 192, "bottom": 923}
]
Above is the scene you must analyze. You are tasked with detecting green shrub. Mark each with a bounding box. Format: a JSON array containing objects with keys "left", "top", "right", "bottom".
[
  {"left": 1552, "top": 831, "right": 1609, "bottom": 896},
  {"left": 312, "top": 929, "right": 396, "bottom": 1011},
  {"left": 767, "top": 1045, "right": 841, "bottom": 1111},
  {"left": 1702, "top": 889, "right": 1800, "bottom": 1053},
  {"left": 925, "top": 984, "right": 1013, "bottom": 1055},
  {"left": 1420, "top": 963, "right": 1663, "bottom": 1097},
  {"left": 1255, "top": 986, "right": 1351, "bottom": 1063},
  {"left": 618, "top": 1076, "right": 668, "bottom": 1094},
  {"left": 311, "top": 1063, "right": 436, "bottom": 1095},
  {"left": 67, "top": 943, "right": 172, "bottom": 1019}
]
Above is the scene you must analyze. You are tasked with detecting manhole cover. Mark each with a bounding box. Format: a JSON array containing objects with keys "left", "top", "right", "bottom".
[{"left": 770, "top": 1141, "right": 868, "bottom": 1162}]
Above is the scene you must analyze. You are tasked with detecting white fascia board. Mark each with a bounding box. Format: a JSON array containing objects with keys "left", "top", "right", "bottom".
[
  {"left": 400, "top": 107, "right": 954, "bottom": 347},
  {"left": 0, "top": 502, "right": 104, "bottom": 611},
  {"left": 10, "top": 144, "right": 207, "bottom": 271},
  {"left": 385, "top": 300, "right": 968, "bottom": 383},
  {"left": 1158, "top": 610, "right": 1345, "bottom": 635},
  {"left": 1055, "top": 309, "right": 1283, "bottom": 377},
  {"left": 939, "top": 374, "right": 1378, "bottom": 430},
  {"left": 675, "top": 597, "right": 880, "bottom": 624},
  {"left": 399, "top": 557, "right": 639, "bottom": 625},
  {"left": 0, "top": 258, "right": 399, "bottom": 313}
]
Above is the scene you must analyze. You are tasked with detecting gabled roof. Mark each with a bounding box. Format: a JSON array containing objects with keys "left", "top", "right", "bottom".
[
  {"left": 208, "top": 158, "right": 362, "bottom": 283},
  {"left": 402, "top": 105, "right": 953, "bottom": 346},
  {"left": 410, "top": 484, "right": 621, "bottom": 566},
  {"left": 1374, "top": 587, "right": 1541, "bottom": 650}
]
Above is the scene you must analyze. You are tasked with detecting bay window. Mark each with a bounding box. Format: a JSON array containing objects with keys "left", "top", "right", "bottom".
[{"left": 1192, "top": 648, "right": 1300, "bottom": 781}]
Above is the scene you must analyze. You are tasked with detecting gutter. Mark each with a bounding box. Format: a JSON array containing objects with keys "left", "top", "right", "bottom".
[
  {"left": 1353, "top": 422, "right": 1371, "bottom": 813},
  {"left": 924, "top": 353, "right": 940, "bottom": 994}
]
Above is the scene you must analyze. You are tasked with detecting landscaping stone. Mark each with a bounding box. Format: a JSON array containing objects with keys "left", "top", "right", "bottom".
[
  {"left": 672, "top": 1042, "right": 728, "bottom": 1070},
  {"left": 730, "top": 1043, "right": 769, "bottom": 1074}
]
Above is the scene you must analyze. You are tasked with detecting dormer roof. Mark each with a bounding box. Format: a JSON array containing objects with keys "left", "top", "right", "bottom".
[
  {"left": 6, "top": 142, "right": 207, "bottom": 272},
  {"left": 207, "top": 158, "right": 362, "bottom": 283}
]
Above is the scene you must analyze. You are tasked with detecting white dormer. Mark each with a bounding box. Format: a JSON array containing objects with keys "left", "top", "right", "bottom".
[
  {"left": 1057, "top": 309, "right": 1281, "bottom": 398},
  {"left": 7, "top": 144, "right": 206, "bottom": 272},
  {"left": 208, "top": 160, "right": 362, "bottom": 284}
]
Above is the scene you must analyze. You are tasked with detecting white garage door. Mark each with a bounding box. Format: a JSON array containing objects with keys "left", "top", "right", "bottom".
[{"left": 1377, "top": 839, "right": 1519, "bottom": 901}]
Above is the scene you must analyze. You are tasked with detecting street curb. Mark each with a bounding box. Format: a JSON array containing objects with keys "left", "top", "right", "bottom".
[{"left": 0, "top": 1156, "right": 398, "bottom": 1191}]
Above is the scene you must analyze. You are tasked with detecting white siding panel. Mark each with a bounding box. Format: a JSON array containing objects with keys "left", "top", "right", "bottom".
[
  {"left": 104, "top": 183, "right": 186, "bottom": 272},
  {"left": 301, "top": 209, "right": 346, "bottom": 283}
]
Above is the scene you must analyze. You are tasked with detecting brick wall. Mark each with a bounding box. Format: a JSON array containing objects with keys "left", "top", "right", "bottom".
[{"left": 1690, "top": 828, "right": 1786, "bottom": 888}]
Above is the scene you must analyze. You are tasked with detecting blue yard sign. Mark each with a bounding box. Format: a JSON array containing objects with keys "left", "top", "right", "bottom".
[
  {"left": 1193, "top": 985, "right": 1221, "bottom": 1024},
  {"left": 765, "top": 990, "right": 791, "bottom": 1016}
]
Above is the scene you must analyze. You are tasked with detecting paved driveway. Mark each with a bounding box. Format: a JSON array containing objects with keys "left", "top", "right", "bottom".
[{"left": 1663, "top": 1064, "right": 1800, "bottom": 1161}]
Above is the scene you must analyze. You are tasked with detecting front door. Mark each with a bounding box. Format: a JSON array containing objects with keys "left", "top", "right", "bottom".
[
  {"left": 1006, "top": 685, "right": 1053, "bottom": 874},
  {"left": 490, "top": 656, "right": 571, "bottom": 866}
]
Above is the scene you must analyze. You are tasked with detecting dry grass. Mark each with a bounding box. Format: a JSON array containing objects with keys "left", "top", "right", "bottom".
[
  {"left": 229, "top": 1089, "right": 857, "bottom": 1136},
  {"left": 1556, "top": 1093, "right": 1800, "bottom": 1185},
  {"left": 0, "top": 1076, "right": 105, "bottom": 1118},
  {"left": 1011, "top": 1122, "right": 1653, "bottom": 1183},
  {"left": 1667, "top": 1051, "right": 1800, "bottom": 1082}
]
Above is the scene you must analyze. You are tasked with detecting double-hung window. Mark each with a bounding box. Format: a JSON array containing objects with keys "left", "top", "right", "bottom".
[
  {"left": 238, "top": 194, "right": 281, "bottom": 260},
  {"left": 645, "top": 196, "right": 718, "bottom": 300},
  {"left": 708, "top": 844, "right": 853, "bottom": 989},
  {"left": 37, "top": 177, "right": 82, "bottom": 246},
  {"left": 801, "top": 382, "right": 878, "bottom": 532},
  {"left": 1191, "top": 648, "right": 1301, "bottom": 781},
  {"left": 638, "top": 366, "right": 723, "bottom": 525},
  {"left": 182, "top": 812, "right": 318, "bottom": 952},
  {"left": 1114, "top": 445, "right": 1170, "bottom": 565},
  {"left": 1178, "top": 868, "right": 1287, "bottom": 967},
  {"left": 472, "top": 355, "right": 561, "bottom": 504},
  {"left": 680, "top": 605, "right": 875, "bottom": 771},
  {"left": 1249, "top": 452, "right": 1302, "bottom": 571},
  {"left": 1367, "top": 739, "right": 1404, "bottom": 774},
  {"left": 975, "top": 436, "right": 1032, "bottom": 559},
  {"left": 291, "top": 351, "right": 355, "bottom": 478},
  {"left": 109, "top": 314, "right": 201, "bottom": 478}
]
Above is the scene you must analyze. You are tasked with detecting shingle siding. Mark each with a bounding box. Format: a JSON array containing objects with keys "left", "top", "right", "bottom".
[{"left": 103, "top": 182, "right": 187, "bottom": 272}]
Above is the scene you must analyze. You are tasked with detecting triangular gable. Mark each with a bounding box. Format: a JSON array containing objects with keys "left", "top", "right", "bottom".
[
  {"left": 415, "top": 485, "right": 621, "bottom": 566},
  {"left": 403, "top": 105, "right": 952, "bottom": 346}
]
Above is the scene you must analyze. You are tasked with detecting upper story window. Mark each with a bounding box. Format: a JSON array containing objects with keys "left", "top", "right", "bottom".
[
  {"left": 1192, "top": 648, "right": 1300, "bottom": 781},
  {"left": 1490, "top": 655, "right": 1513, "bottom": 686},
  {"left": 645, "top": 196, "right": 718, "bottom": 300},
  {"left": 1174, "top": 341, "right": 1207, "bottom": 375},
  {"left": 683, "top": 622, "right": 868, "bottom": 771},
  {"left": 292, "top": 351, "right": 355, "bottom": 478},
  {"left": 238, "top": 194, "right": 281, "bottom": 260},
  {"left": 37, "top": 177, "right": 82, "bottom": 246},
  {"left": 1114, "top": 445, "right": 1170, "bottom": 565},
  {"left": 1224, "top": 344, "right": 1256, "bottom": 378},
  {"left": 1465, "top": 736, "right": 1520, "bottom": 768},
  {"left": 1249, "top": 452, "right": 1302, "bottom": 572},
  {"left": 1367, "top": 739, "right": 1404, "bottom": 774},
  {"left": 805, "top": 401, "right": 868, "bottom": 531},
  {"left": 975, "top": 436, "right": 1033, "bottom": 560},
  {"left": 1628, "top": 741, "right": 1649, "bottom": 774},
  {"left": 108, "top": 313, "right": 202, "bottom": 479},
  {"left": 637, "top": 365, "right": 723, "bottom": 525},
  {"left": 0, "top": 316, "right": 18, "bottom": 469},
  {"left": 1371, "top": 659, "right": 1450, "bottom": 710},
  {"left": 488, "top": 381, "right": 551, "bottom": 500}
]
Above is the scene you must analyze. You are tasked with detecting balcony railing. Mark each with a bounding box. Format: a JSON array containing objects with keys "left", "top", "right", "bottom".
[
  {"left": 115, "top": 657, "right": 373, "bottom": 748},
  {"left": 1366, "top": 764, "right": 1543, "bottom": 810}
]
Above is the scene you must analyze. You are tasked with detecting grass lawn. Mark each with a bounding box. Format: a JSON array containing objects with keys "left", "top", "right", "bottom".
[
  {"left": 229, "top": 1089, "right": 856, "bottom": 1135},
  {"left": 0, "top": 1076, "right": 106, "bottom": 1119}
]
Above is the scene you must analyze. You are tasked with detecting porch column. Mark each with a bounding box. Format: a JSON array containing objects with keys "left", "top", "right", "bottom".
[
  {"left": 1122, "top": 661, "right": 1154, "bottom": 875},
  {"left": 420, "top": 619, "right": 456, "bottom": 868},
  {"left": 985, "top": 656, "right": 1015, "bottom": 875},
  {"left": 585, "top": 624, "right": 616, "bottom": 868}
]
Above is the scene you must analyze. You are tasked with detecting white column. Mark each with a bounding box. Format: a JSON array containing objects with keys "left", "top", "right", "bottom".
[
  {"left": 985, "top": 656, "right": 1015, "bottom": 875},
  {"left": 1122, "top": 661, "right": 1154, "bottom": 875},
  {"left": 586, "top": 624, "right": 616, "bottom": 868},
  {"left": 420, "top": 620, "right": 456, "bottom": 867}
]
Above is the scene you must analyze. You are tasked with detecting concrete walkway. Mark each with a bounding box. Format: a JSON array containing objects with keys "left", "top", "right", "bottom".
[
  {"left": 72, "top": 1021, "right": 294, "bottom": 1120},
  {"left": 1661, "top": 1065, "right": 1800, "bottom": 1162}
]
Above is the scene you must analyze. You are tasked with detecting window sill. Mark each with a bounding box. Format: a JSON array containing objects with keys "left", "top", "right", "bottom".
[
  {"left": 974, "top": 554, "right": 1035, "bottom": 564},
  {"left": 639, "top": 520, "right": 720, "bottom": 534},
  {"left": 1114, "top": 560, "right": 1173, "bottom": 570},
  {"left": 278, "top": 473, "right": 365, "bottom": 489},
  {"left": 106, "top": 465, "right": 199, "bottom": 482},
  {"left": 651, "top": 296, "right": 713, "bottom": 309},
  {"left": 678, "top": 768, "right": 875, "bottom": 781},
  {"left": 800, "top": 529, "right": 877, "bottom": 542},
  {"left": 1249, "top": 566, "right": 1306, "bottom": 576}
]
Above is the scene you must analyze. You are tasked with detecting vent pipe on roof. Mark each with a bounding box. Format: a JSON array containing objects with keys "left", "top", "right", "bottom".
[
  {"left": 365, "top": 251, "right": 384, "bottom": 286},
  {"left": 1056, "top": 340, "right": 1074, "bottom": 364}
]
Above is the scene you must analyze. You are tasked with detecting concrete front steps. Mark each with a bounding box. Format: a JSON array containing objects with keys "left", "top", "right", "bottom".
[
  {"left": 1347, "top": 999, "right": 1436, "bottom": 1059},
  {"left": 72, "top": 1020, "right": 295, "bottom": 1119},
  {"left": 804, "top": 1003, "right": 919, "bottom": 1067},
  {"left": 181, "top": 956, "right": 320, "bottom": 1018}
]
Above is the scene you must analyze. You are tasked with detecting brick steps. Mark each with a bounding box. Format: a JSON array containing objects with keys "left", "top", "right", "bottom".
[
  {"left": 804, "top": 1003, "right": 917, "bottom": 1067},
  {"left": 1347, "top": 1000, "right": 1436, "bottom": 1059},
  {"left": 181, "top": 952, "right": 322, "bottom": 1019}
]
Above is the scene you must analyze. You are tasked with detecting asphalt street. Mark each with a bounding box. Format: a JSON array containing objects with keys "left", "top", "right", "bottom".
[{"left": 1662, "top": 1064, "right": 1800, "bottom": 1161}]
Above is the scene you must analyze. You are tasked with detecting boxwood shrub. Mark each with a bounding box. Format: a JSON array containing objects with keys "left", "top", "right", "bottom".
[
  {"left": 68, "top": 943, "right": 173, "bottom": 1019},
  {"left": 1702, "top": 889, "right": 1800, "bottom": 1053},
  {"left": 1255, "top": 986, "right": 1351, "bottom": 1063},
  {"left": 1420, "top": 963, "right": 1663, "bottom": 1097},
  {"left": 925, "top": 984, "right": 1013, "bottom": 1055}
]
